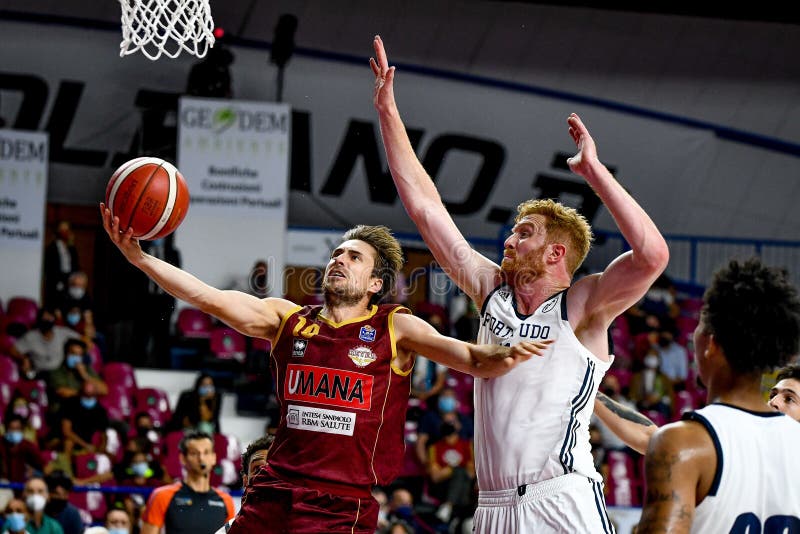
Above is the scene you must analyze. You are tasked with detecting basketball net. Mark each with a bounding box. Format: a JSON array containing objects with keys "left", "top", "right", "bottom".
[{"left": 119, "top": 0, "right": 215, "bottom": 60}]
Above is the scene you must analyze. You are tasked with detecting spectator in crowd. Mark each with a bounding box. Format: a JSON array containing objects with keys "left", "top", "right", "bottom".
[
  {"left": 625, "top": 273, "right": 680, "bottom": 336},
  {"left": 426, "top": 411, "right": 476, "bottom": 528},
  {"left": 592, "top": 374, "right": 641, "bottom": 455},
  {"left": 58, "top": 381, "right": 110, "bottom": 457},
  {"left": 141, "top": 431, "right": 234, "bottom": 534},
  {"left": 2, "top": 498, "right": 31, "bottom": 534},
  {"left": 129, "top": 413, "right": 164, "bottom": 457},
  {"left": 167, "top": 373, "right": 222, "bottom": 435},
  {"left": 415, "top": 387, "right": 473, "bottom": 470},
  {"left": 384, "top": 488, "right": 424, "bottom": 534},
  {"left": 55, "top": 272, "right": 93, "bottom": 321},
  {"left": 0, "top": 414, "right": 44, "bottom": 483},
  {"left": 104, "top": 508, "right": 133, "bottom": 534},
  {"left": 653, "top": 327, "right": 689, "bottom": 385},
  {"left": 44, "top": 220, "right": 80, "bottom": 309},
  {"left": 409, "top": 354, "right": 447, "bottom": 407},
  {"left": 111, "top": 448, "right": 167, "bottom": 528},
  {"left": 22, "top": 476, "right": 64, "bottom": 534},
  {"left": 628, "top": 351, "right": 675, "bottom": 421},
  {"left": 228, "top": 259, "right": 270, "bottom": 298},
  {"left": 10, "top": 308, "right": 81, "bottom": 376},
  {"left": 44, "top": 471, "right": 84, "bottom": 534},
  {"left": 4, "top": 395, "right": 41, "bottom": 446},
  {"left": 46, "top": 339, "right": 108, "bottom": 415}
]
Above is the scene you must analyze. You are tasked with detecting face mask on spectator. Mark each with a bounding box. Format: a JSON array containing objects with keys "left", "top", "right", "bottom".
[
  {"left": 5, "top": 512, "right": 27, "bottom": 532},
  {"left": 66, "top": 312, "right": 82, "bottom": 326},
  {"left": 81, "top": 396, "right": 97, "bottom": 409},
  {"left": 198, "top": 385, "right": 215, "bottom": 397},
  {"left": 67, "top": 354, "right": 83, "bottom": 368},
  {"left": 26, "top": 493, "right": 47, "bottom": 512},
  {"left": 68, "top": 287, "right": 85, "bottom": 300},
  {"left": 5, "top": 430, "right": 23, "bottom": 445},
  {"left": 438, "top": 396, "right": 457, "bottom": 413},
  {"left": 197, "top": 421, "right": 215, "bottom": 435},
  {"left": 132, "top": 462, "right": 150, "bottom": 478},
  {"left": 108, "top": 529, "right": 130, "bottom": 534}
]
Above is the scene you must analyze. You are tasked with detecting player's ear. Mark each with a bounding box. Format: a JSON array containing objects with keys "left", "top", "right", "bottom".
[
  {"left": 368, "top": 277, "right": 383, "bottom": 295},
  {"left": 548, "top": 243, "right": 567, "bottom": 263}
]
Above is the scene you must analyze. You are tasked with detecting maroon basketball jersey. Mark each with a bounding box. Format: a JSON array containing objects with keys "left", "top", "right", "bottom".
[{"left": 267, "top": 304, "right": 412, "bottom": 489}]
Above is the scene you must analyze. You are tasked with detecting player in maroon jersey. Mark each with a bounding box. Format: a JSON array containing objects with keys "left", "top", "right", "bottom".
[{"left": 100, "top": 212, "right": 551, "bottom": 534}]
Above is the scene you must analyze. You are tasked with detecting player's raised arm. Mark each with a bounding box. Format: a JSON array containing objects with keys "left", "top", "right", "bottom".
[
  {"left": 371, "top": 36, "right": 500, "bottom": 305},
  {"left": 99, "top": 203, "right": 292, "bottom": 341},
  {"left": 566, "top": 113, "right": 669, "bottom": 325},
  {"left": 392, "top": 312, "right": 551, "bottom": 378}
]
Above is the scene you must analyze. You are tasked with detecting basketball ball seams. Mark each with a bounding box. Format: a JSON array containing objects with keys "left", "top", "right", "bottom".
[
  {"left": 105, "top": 156, "right": 189, "bottom": 241},
  {"left": 139, "top": 162, "right": 179, "bottom": 240}
]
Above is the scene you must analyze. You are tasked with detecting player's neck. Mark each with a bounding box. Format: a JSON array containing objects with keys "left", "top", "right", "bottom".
[
  {"left": 707, "top": 373, "right": 771, "bottom": 412},
  {"left": 184, "top": 474, "right": 211, "bottom": 493},
  {"left": 321, "top": 300, "right": 374, "bottom": 324},
  {"left": 509, "top": 273, "right": 570, "bottom": 315}
]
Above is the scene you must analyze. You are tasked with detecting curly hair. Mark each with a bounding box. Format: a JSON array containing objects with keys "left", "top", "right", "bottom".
[
  {"left": 341, "top": 225, "right": 405, "bottom": 305},
  {"left": 240, "top": 434, "right": 275, "bottom": 478},
  {"left": 515, "top": 198, "right": 593, "bottom": 276},
  {"left": 702, "top": 257, "right": 800, "bottom": 375},
  {"left": 776, "top": 362, "right": 800, "bottom": 382}
]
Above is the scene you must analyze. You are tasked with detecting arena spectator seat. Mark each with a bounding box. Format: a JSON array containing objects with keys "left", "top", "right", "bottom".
[
  {"left": 4, "top": 296, "right": 39, "bottom": 333},
  {"left": 92, "top": 427, "right": 124, "bottom": 464},
  {"left": 102, "top": 362, "right": 138, "bottom": 396},
  {"left": 605, "top": 450, "right": 642, "bottom": 506},
  {"left": 100, "top": 384, "right": 134, "bottom": 422},
  {"left": 0, "top": 354, "right": 20, "bottom": 383},
  {"left": 133, "top": 387, "right": 172, "bottom": 429},
  {"left": 14, "top": 378, "right": 48, "bottom": 408},
  {"left": 71, "top": 452, "right": 113, "bottom": 521},
  {"left": 175, "top": 307, "right": 214, "bottom": 340}
]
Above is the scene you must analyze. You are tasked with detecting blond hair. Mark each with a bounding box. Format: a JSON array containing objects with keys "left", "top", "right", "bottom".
[
  {"left": 515, "top": 198, "right": 593, "bottom": 276},
  {"left": 341, "top": 225, "right": 404, "bottom": 304}
]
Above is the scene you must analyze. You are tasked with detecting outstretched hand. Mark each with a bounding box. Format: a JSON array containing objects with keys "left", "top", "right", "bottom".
[
  {"left": 370, "top": 35, "right": 397, "bottom": 112},
  {"left": 474, "top": 339, "right": 553, "bottom": 378},
  {"left": 566, "top": 113, "right": 599, "bottom": 178},
  {"left": 99, "top": 203, "right": 143, "bottom": 264}
]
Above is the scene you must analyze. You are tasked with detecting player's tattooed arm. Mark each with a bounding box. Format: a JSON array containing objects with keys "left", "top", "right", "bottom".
[{"left": 593, "top": 392, "right": 657, "bottom": 454}]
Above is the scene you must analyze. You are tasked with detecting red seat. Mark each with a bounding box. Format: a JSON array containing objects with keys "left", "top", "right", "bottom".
[
  {"left": 176, "top": 307, "right": 214, "bottom": 339},
  {"left": 0, "top": 355, "right": 19, "bottom": 385},
  {"left": 69, "top": 491, "right": 107, "bottom": 523},
  {"left": 92, "top": 427, "right": 125, "bottom": 464},
  {"left": 100, "top": 384, "right": 133, "bottom": 422},
  {"left": 14, "top": 379, "right": 48, "bottom": 408},
  {"left": 4, "top": 296, "right": 39, "bottom": 331},
  {"left": 675, "top": 315, "right": 700, "bottom": 346},
  {"left": 102, "top": 362, "right": 138, "bottom": 395},
  {"left": 162, "top": 430, "right": 185, "bottom": 461},
  {"left": 605, "top": 450, "right": 642, "bottom": 506},
  {"left": 134, "top": 387, "right": 172, "bottom": 429},
  {"left": 0, "top": 382, "right": 15, "bottom": 414},
  {"left": 605, "top": 368, "right": 632, "bottom": 390},
  {"left": 74, "top": 452, "right": 114, "bottom": 481},
  {"left": 0, "top": 332, "right": 17, "bottom": 356},
  {"left": 678, "top": 297, "right": 704, "bottom": 318},
  {"left": 209, "top": 327, "right": 247, "bottom": 362}
]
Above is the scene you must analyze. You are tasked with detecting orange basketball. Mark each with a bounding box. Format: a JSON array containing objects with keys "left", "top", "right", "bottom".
[{"left": 105, "top": 157, "right": 190, "bottom": 240}]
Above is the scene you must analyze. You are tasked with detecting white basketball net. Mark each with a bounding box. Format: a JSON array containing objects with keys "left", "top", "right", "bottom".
[{"left": 119, "top": 0, "right": 215, "bottom": 60}]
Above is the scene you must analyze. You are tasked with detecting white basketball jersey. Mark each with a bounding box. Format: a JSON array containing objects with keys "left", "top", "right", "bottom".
[
  {"left": 688, "top": 404, "right": 800, "bottom": 533},
  {"left": 475, "top": 285, "right": 611, "bottom": 491}
]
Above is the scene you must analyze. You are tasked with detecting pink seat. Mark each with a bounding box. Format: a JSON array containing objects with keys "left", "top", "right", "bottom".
[
  {"left": 675, "top": 315, "right": 699, "bottom": 346},
  {"left": 0, "top": 332, "right": 17, "bottom": 355},
  {"left": 27, "top": 402, "right": 49, "bottom": 440},
  {"left": 92, "top": 427, "right": 125, "bottom": 464},
  {"left": 0, "top": 355, "right": 19, "bottom": 384},
  {"left": 4, "top": 296, "right": 39, "bottom": 331},
  {"left": 209, "top": 327, "right": 247, "bottom": 362},
  {"left": 678, "top": 297, "right": 704, "bottom": 318},
  {"left": 100, "top": 384, "right": 133, "bottom": 421},
  {"left": 14, "top": 379, "right": 48, "bottom": 408},
  {"left": 134, "top": 387, "right": 172, "bottom": 429},
  {"left": 176, "top": 307, "right": 214, "bottom": 339},
  {"left": 102, "top": 362, "right": 138, "bottom": 395},
  {"left": 69, "top": 491, "right": 107, "bottom": 523},
  {"left": 605, "top": 450, "right": 642, "bottom": 506},
  {"left": 605, "top": 368, "right": 632, "bottom": 389}
]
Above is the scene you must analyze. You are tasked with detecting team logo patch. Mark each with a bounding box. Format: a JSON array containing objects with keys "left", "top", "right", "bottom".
[
  {"left": 286, "top": 404, "right": 356, "bottom": 436},
  {"left": 285, "top": 364, "right": 374, "bottom": 410},
  {"left": 541, "top": 296, "right": 558, "bottom": 313},
  {"left": 292, "top": 338, "right": 308, "bottom": 357},
  {"left": 359, "top": 325, "right": 376, "bottom": 342},
  {"left": 349, "top": 346, "right": 377, "bottom": 367}
]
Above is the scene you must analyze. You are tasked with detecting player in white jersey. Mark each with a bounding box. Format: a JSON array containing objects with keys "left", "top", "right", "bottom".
[
  {"left": 371, "top": 35, "right": 670, "bottom": 533},
  {"left": 632, "top": 258, "right": 800, "bottom": 533}
]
